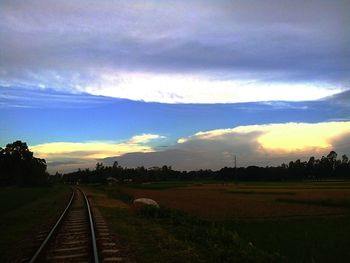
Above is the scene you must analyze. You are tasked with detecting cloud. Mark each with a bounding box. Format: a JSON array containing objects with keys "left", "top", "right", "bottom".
[
  {"left": 83, "top": 73, "right": 342, "bottom": 103},
  {"left": 178, "top": 122, "right": 350, "bottom": 152},
  {"left": 47, "top": 158, "right": 97, "bottom": 173},
  {"left": 113, "top": 121, "right": 350, "bottom": 170},
  {"left": 37, "top": 121, "right": 350, "bottom": 172},
  {"left": 243, "top": 123, "right": 349, "bottom": 153},
  {"left": 1, "top": 0, "right": 349, "bottom": 103},
  {"left": 30, "top": 133, "right": 163, "bottom": 168},
  {"left": 326, "top": 89, "right": 350, "bottom": 108},
  {"left": 127, "top": 134, "right": 164, "bottom": 144},
  {"left": 30, "top": 141, "right": 153, "bottom": 159}
]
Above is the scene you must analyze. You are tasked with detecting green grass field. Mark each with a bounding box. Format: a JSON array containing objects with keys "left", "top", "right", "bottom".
[{"left": 0, "top": 185, "right": 70, "bottom": 262}]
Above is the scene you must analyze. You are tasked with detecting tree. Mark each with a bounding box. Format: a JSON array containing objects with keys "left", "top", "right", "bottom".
[
  {"left": 112, "top": 161, "right": 119, "bottom": 169},
  {"left": 327, "top": 151, "right": 338, "bottom": 170},
  {"left": 307, "top": 156, "right": 315, "bottom": 167},
  {"left": 341, "top": 154, "right": 349, "bottom": 164},
  {"left": 306, "top": 156, "right": 316, "bottom": 179},
  {"left": 96, "top": 162, "right": 104, "bottom": 171},
  {"left": 336, "top": 154, "right": 350, "bottom": 178},
  {"left": 0, "top": 140, "right": 48, "bottom": 186}
]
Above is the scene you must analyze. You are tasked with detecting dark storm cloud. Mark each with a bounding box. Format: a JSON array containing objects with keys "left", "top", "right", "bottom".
[{"left": 0, "top": 0, "right": 349, "bottom": 89}]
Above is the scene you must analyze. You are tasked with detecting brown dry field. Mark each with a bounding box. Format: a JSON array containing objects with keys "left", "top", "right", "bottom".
[{"left": 124, "top": 182, "right": 350, "bottom": 219}]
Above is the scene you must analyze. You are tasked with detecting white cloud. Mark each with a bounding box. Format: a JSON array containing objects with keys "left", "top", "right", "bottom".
[
  {"left": 83, "top": 72, "right": 341, "bottom": 103},
  {"left": 127, "top": 134, "right": 164, "bottom": 144},
  {"left": 4, "top": 71, "right": 341, "bottom": 104},
  {"left": 39, "top": 122, "right": 350, "bottom": 172},
  {"left": 178, "top": 122, "right": 350, "bottom": 153},
  {"left": 115, "top": 121, "right": 350, "bottom": 170},
  {"left": 30, "top": 133, "right": 163, "bottom": 161}
]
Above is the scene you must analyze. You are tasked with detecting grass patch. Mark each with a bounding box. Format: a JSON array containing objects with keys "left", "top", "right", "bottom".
[
  {"left": 228, "top": 215, "right": 350, "bottom": 263},
  {"left": 0, "top": 187, "right": 54, "bottom": 215},
  {"left": 100, "top": 206, "right": 281, "bottom": 263},
  {"left": 0, "top": 185, "right": 70, "bottom": 262},
  {"left": 137, "top": 206, "right": 281, "bottom": 262},
  {"left": 100, "top": 207, "right": 202, "bottom": 263}
]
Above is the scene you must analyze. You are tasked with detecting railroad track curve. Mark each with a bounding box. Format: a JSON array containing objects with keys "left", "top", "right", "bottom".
[{"left": 28, "top": 187, "right": 122, "bottom": 263}]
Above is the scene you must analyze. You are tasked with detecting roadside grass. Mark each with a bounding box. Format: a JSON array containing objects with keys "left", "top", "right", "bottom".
[
  {"left": 137, "top": 206, "right": 282, "bottom": 262},
  {"left": 102, "top": 203, "right": 350, "bottom": 263},
  {"left": 0, "top": 187, "right": 53, "bottom": 214},
  {"left": 228, "top": 215, "right": 350, "bottom": 263},
  {"left": 99, "top": 207, "right": 202, "bottom": 263},
  {"left": 0, "top": 185, "right": 70, "bottom": 262},
  {"left": 99, "top": 205, "right": 281, "bottom": 263}
]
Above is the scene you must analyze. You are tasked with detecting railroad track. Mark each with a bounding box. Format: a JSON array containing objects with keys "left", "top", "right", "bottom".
[{"left": 28, "top": 188, "right": 122, "bottom": 263}]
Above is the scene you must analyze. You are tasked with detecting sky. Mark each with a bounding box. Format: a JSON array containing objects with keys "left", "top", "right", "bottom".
[{"left": 1, "top": 0, "right": 350, "bottom": 173}]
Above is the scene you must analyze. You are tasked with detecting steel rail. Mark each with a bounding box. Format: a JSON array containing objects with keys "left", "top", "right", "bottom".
[
  {"left": 80, "top": 188, "right": 100, "bottom": 263},
  {"left": 29, "top": 189, "right": 75, "bottom": 263}
]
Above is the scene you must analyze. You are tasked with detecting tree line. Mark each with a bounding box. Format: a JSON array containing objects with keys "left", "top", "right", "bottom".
[
  {"left": 62, "top": 150, "right": 350, "bottom": 184},
  {"left": 1, "top": 140, "right": 349, "bottom": 186}
]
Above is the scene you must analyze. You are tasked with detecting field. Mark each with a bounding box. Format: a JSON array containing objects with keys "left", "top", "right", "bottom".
[
  {"left": 0, "top": 185, "right": 70, "bottom": 262},
  {"left": 125, "top": 181, "right": 350, "bottom": 218},
  {"left": 87, "top": 181, "right": 350, "bottom": 262}
]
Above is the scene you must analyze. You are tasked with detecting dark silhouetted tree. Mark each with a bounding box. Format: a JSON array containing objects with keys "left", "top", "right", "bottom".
[
  {"left": 0, "top": 140, "right": 48, "bottom": 186},
  {"left": 62, "top": 150, "right": 350, "bottom": 183}
]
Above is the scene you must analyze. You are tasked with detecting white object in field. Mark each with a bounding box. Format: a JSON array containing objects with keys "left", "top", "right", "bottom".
[
  {"left": 106, "top": 177, "right": 119, "bottom": 185},
  {"left": 133, "top": 198, "right": 159, "bottom": 208}
]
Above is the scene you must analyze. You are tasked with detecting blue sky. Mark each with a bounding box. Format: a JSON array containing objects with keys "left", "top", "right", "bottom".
[{"left": 1, "top": 0, "right": 350, "bottom": 172}]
